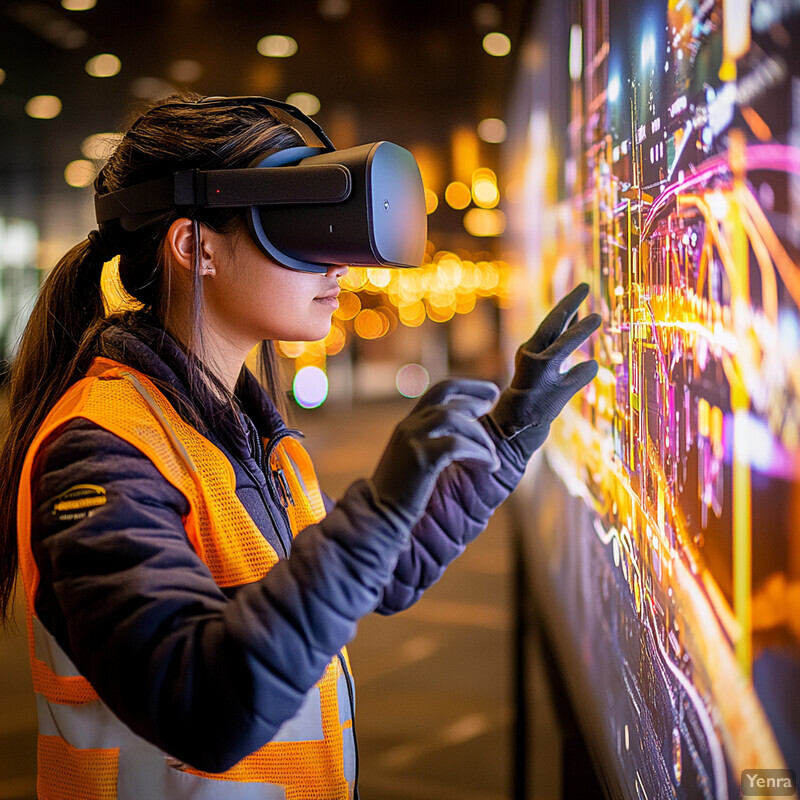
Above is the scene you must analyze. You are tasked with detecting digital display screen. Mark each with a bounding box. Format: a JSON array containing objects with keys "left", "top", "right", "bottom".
[{"left": 506, "top": 1, "right": 800, "bottom": 797}]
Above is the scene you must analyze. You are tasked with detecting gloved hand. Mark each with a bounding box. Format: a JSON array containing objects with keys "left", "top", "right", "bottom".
[
  {"left": 370, "top": 378, "right": 501, "bottom": 527},
  {"left": 487, "top": 282, "right": 601, "bottom": 461}
]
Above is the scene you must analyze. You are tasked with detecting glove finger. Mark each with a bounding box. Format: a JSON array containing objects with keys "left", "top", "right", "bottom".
[
  {"left": 424, "top": 432, "right": 500, "bottom": 472},
  {"left": 434, "top": 394, "right": 497, "bottom": 420},
  {"left": 426, "top": 406, "right": 499, "bottom": 454},
  {"left": 512, "top": 313, "right": 600, "bottom": 389},
  {"left": 544, "top": 313, "right": 601, "bottom": 369},
  {"left": 523, "top": 283, "right": 590, "bottom": 352},
  {"left": 413, "top": 377, "right": 500, "bottom": 411},
  {"left": 559, "top": 359, "right": 600, "bottom": 395},
  {"left": 528, "top": 361, "right": 599, "bottom": 424}
]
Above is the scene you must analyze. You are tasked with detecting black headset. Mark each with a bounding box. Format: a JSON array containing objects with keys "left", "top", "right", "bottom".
[{"left": 94, "top": 96, "right": 428, "bottom": 273}]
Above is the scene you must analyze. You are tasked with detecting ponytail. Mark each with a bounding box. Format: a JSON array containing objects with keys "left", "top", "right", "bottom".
[{"left": 0, "top": 238, "right": 107, "bottom": 621}]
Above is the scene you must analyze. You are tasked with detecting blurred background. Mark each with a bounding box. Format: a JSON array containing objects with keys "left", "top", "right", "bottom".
[
  {"left": 0, "top": 2, "right": 565, "bottom": 799},
  {"left": 0, "top": 0, "right": 534, "bottom": 395}
]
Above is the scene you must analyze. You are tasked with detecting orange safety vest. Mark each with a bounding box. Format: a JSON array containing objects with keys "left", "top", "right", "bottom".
[{"left": 17, "top": 358, "right": 356, "bottom": 800}]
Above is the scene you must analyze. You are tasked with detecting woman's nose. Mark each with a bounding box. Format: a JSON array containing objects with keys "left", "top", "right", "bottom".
[{"left": 326, "top": 264, "right": 349, "bottom": 279}]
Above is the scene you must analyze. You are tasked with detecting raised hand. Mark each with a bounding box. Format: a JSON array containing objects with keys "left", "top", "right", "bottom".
[
  {"left": 487, "top": 283, "right": 601, "bottom": 460},
  {"left": 370, "top": 378, "right": 501, "bottom": 525}
]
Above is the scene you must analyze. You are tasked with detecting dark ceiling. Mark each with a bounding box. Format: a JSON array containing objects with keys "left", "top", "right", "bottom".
[{"left": 0, "top": 0, "right": 537, "bottom": 250}]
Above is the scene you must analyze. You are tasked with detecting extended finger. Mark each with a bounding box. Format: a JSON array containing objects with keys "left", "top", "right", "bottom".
[
  {"left": 525, "top": 283, "right": 590, "bottom": 352},
  {"left": 559, "top": 358, "right": 600, "bottom": 395},
  {"left": 544, "top": 313, "right": 601, "bottom": 368}
]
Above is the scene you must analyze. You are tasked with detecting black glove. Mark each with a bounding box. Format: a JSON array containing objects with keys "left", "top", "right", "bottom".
[
  {"left": 370, "top": 378, "right": 501, "bottom": 526},
  {"left": 487, "top": 283, "right": 601, "bottom": 461}
]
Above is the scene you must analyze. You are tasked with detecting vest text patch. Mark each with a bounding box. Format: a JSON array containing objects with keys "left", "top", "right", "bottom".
[{"left": 51, "top": 484, "right": 107, "bottom": 522}]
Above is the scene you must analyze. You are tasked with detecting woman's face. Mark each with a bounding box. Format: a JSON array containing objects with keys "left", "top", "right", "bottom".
[{"left": 202, "top": 225, "right": 348, "bottom": 347}]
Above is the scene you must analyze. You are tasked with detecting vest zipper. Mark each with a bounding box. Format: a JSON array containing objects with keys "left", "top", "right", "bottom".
[
  {"left": 261, "top": 432, "right": 299, "bottom": 551},
  {"left": 337, "top": 651, "right": 360, "bottom": 798},
  {"left": 243, "top": 423, "right": 291, "bottom": 558},
  {"left": 273, "top": 468, "right": 294, "bottom": 507}
]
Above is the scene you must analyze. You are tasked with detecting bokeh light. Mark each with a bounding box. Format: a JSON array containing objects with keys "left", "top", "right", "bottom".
[
  {"left": 318, "top": 0, "right": 350, "bottom": 19},
  {"left": 425, "top": 187, "right": 439, "bottom": 214},
  {"left": 365, "top": 267, "right": 391, "bottom": 289},
  {"left": 323, "top": 322, "right": 347, "bottom": 356},
  {"left": 169, "top": 59, "right": 203, "bottom": 82},
  {"left": 455, "top": 293, "right": 477, "bottom": 314},
  {"left": 607, "top": 74, "right": 621, "bottom": 103},
  {"left": 130, "top": 77, "right": 175, "bottom": 100},
  {"left": 62, "top": 0, "right": 96, "bottom": 9},
  {"left": 425, "top": 298, "right": 456, "bottom": 323},
  {"left": 341, "top": 267, "right": 368, "bottom": 292},
  {"left": 472, "top": 176, "right": 499, "bottom": 208},
  {"left": 354, "top": 308, "right": 388, "bottom": 339},
  {"left": 463, "top": 208, "right": 506, "bottom": 236},
  {"left": 286, "top": 92, "right": 320, "bottom": 115},
  {"left": 398, "top": 300, "right": 426, "bottom": 327},
  {"left": 81, "top": 132, "right": 123, "bottom": 160},
  {"left": 477, "top": 117, "right": 507, "bottom": 143},
  {"left": 374, "top": 305, "right": 397, "bottom": 335},
  {"left": 445, "top": 181, "right": 472, "bottom": 210},
  {"left": 293, "top": 366, "right": 328, "bottom": 408},
  {"left": 85, "top": 53, "right": 121, "bottom": 78},
  {"left": 333, "top": 291, "right": 361, "bottom": 320},
  {"left": 569, "top": 24, "right": 583, "bottom": 81},
  {"left": 396, "top": 363, "right": 430, "bottom": 398},
  {"left": 482, "top": 32, "right": 511, "bottom": 57},
  {"left": 258, "top": 35, "right": 298, "bottom": 58},
  {"left": 277, "top": 340, "right": 308, "bottom": 359},
  {"left": 64, "top": 159, "right": 96, "bottom": 188},
  {"left": 25, "top": 95, "right": 62, "bottom": 119}
]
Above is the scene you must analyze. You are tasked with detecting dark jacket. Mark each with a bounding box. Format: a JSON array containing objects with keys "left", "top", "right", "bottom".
[{"left": 28, "top": 313, "right": 526, "bottom": 772}]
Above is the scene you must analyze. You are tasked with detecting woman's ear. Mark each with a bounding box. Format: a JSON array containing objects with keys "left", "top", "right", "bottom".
[{"left": 165, "top": 218, "right": 216, "bottom": 276}]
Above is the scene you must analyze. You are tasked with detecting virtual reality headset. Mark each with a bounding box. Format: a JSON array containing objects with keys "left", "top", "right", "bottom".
[{"left": 94, "top": 96, "right": 428, "bottom": 274}]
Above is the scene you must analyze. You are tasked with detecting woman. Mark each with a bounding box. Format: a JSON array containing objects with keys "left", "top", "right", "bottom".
[{"left": 0, "top": 94, "right": 600, "bottom": 799}]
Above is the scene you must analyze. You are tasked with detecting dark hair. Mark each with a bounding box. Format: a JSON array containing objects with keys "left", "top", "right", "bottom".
[{"left": 0, "top": 92, "right": 306, "bottom": 621}]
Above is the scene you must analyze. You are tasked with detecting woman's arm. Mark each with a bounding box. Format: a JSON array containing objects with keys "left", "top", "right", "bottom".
[
  {"left": 373, "top": 419, "right": 526, "bottom": 614},
  {"left": 31, "top": 418, "right": 409, "bottom": 773}
]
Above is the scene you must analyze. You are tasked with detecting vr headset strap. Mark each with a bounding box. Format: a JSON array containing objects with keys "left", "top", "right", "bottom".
[{"left": 95, "top": 164, "right": 352, "bottom": 229}]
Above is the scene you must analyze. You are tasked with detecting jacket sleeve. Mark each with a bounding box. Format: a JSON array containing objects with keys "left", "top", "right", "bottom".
[
  {"left": 374, "top": 417, "right": 528, "bottom": 615},
  {"left": 30, "top": 418, "right": 409, "bottom": 773}
]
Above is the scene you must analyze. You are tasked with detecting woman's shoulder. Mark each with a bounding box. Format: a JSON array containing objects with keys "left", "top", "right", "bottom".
[{"left": 30, "top": 416, "right": 189, "bottom": 515}]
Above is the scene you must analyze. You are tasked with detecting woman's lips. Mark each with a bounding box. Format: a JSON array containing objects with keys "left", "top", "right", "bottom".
[{"left": 313, "top": 288, "right": 340, "bottom": 308}]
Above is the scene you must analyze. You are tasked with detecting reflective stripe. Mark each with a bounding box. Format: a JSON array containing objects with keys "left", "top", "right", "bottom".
[
  {"left": 33, "top": 617, "right": 82, "bottom": 678},
  {"left": 337, "top": 668, "right": 353, "bottom": 728},
  {"left": 37, "top": 710, "right": 290, "bottom": 800},
  {"left": 121, "top": 753, "right": 288, "bottom": 800},
  {"left": 283, "top": 450, "right": 310, "bottom": 498},
  {"left": 118, "top": 371, "right": 197, "bottom": 478},
  {"left": 342, "top": 727, "right": 356, "bottom": 787},
  {"left": 36, "top": 693, "right": 136, "bottom": 750},
  {"left": 271, "top": 686, "right": 324, "bottom": 743}
]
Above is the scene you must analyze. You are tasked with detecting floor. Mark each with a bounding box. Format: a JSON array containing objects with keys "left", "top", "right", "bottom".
[{"left": 0, "top": 396, "right": 515, "bottom": 800}]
